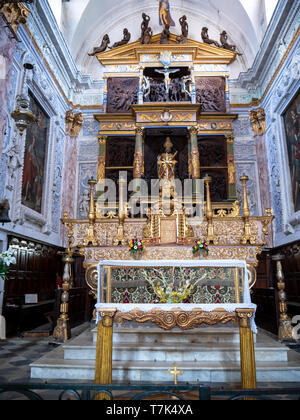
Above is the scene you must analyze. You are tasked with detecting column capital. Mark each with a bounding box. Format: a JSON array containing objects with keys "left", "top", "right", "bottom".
[
  {"left": 99, "top": 309, "right": 117, "bottom": 327},
  {"left": 188, "top": 125, "right": 199, "bottom": 136},
  {"left": 250, "top": 107, "right": 266, "bottom": 136},
  {"left": 98, "top": 135, "right": 108, "bottom": 144},
  {"left": 135, "top": 126, "right": 144, "bottom": 136},
  {"left": 65, "top": 111, "right": 83, "bottom": 136},
  {"left": 225, "top": 135, "right": 235, "bottom": 143},
  {"left": 236, "top": 309, "right": 255, "bottom": 327},
  {"left": 1, "top": 2, "right": 30, "bottom": 34}
]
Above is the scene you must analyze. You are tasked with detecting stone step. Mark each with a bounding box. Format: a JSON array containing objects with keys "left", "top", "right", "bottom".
[
  {"left": 30, "top": 327, "right": 300, "bottom": 384},
  {"left": 30, "top": 356, "right": 300, "bottom": 383},
  {"left": 63, "top": 342, "right": 289, "bottom": 363},
  {"left": 92, "top": 327, "right": 242, "bottom": 345}
]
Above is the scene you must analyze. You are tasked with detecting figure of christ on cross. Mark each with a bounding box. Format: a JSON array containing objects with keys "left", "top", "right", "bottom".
[{"left": 155, "top": 68, "right": 180, "bottom": 100}]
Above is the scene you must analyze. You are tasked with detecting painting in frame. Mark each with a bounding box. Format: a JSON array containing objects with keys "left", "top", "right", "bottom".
[
  {"left": 283, "top": 89, "right": 300, "bottom": 212},
  {"left": 21, "top": 93, "right": 50, "bottom": 214}
]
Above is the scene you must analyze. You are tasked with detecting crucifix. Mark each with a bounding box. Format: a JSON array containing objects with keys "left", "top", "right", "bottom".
[
  {"left": 155, "top": 68, "right": 180, "bottom": 99},
  {"left": 168, "top": 364, "right": 184, "bottom": 385}
]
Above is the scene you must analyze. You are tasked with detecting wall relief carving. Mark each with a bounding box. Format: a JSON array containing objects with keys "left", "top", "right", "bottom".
[
  {"left": 107, "top": 77, "right": 138, "bottom": 113},
  {"left": 195, "top": 77, "right": 226, "bottom": 113}
]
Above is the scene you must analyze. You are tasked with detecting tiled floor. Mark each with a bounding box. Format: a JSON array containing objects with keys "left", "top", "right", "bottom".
[
  {"left": 0, "top": 323, "right": 93, "bottom": 400},
  {"left": 0, "top": 323, "right": 90, "bottom": 383}
]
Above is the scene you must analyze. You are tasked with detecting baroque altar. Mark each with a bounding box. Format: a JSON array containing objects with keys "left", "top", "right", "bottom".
[{"left": 62, "top": 23, "right": 274, "bottom": 298}]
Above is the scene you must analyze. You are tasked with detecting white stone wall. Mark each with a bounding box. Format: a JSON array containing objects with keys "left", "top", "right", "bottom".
[{"left": 233, "top": 0, "right": 300, "bottom": 246}]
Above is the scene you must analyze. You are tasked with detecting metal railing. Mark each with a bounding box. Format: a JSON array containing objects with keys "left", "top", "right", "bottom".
[{"left": 0, "top": 383, "right": 300, "bottom": 400}]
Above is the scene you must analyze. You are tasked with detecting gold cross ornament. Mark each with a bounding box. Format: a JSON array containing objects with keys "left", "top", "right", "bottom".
[{"left": 168, "top": 364, "right": 184, "bottom": 385}]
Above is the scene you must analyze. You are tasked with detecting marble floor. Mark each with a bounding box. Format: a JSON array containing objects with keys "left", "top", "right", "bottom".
[
  {"left": 0, "top": 323, "right": 90, "bottom": 384},
  {"left": 0, "top": 323, "right": 300, "bottom": 400}
]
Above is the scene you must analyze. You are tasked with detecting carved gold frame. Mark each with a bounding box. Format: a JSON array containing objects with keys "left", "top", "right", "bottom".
[{"left": 98, "top": 263, "right": 243, "bottom": 304}]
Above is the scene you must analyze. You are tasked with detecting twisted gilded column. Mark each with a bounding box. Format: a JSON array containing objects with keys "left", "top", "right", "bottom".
[{"left": 272, "top": 255, "right": 294, "bottom": 341}]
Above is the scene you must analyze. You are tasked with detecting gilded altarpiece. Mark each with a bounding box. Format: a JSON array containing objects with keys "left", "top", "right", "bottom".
[{"left": 64, "top": 33, "right": 273, "bottom": 296}]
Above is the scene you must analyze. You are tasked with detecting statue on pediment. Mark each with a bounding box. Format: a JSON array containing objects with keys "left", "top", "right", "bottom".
[
  {"left": 143, "top": 27, "right": 153, "bottom": 45},
  {"left": 176, "top": 15, "right": 188, "bottom": 44},
  {"left": 141, "top": 13, "right": 153, "bottom": 44},
  {"left": 160, "top": 24, "right": 170, "bottom": 44},
  {"left": 110, "top": 29, "right": 131, "bottom": 49},
  {"left": 220, "top": 31, "right": 242, "bottom": 55},
  {"left": 88, "top": 34, "right": 110, "bottom": 56},
  {"left": 201, "top": 27, "right": 220, "bottom": 48}
]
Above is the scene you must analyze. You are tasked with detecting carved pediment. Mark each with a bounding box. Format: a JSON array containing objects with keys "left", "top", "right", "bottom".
[{"left": 95, "top": 33, "right": 236, "bottom": 66}]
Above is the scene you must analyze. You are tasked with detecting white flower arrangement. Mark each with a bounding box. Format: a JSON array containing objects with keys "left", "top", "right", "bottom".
[{"left": 0, "top": 249, "right": 16, "bottom": 279}]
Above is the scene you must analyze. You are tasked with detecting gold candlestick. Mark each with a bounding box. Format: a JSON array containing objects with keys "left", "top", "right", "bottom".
[
  {"left": 204, "top": 175, "right": 218, "bottom": 245},
  {"left": 240, "top": 175, "right": 255, "bottom": 245},
  {"left": 52, "top": 248, "right": 74, "bottom": 343},
  {"left": 83, "top": 179, "right": 98, "bottom": 246},
  {"left": 114, "top": 177, "right": 128, "bottom": 246},
  {"left": 272, "top": 255, "right": 294, "bottom": 342}
]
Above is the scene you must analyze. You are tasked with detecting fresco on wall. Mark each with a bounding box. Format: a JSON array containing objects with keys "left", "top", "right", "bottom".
[
  {"left": 283, "top": 90, "right": 300, "bottom": 212},
  {"left": 22, "top": 94, "right": 49, "bottom": 213}
]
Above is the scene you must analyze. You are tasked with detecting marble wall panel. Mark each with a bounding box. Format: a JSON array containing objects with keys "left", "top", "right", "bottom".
[{"left": 0, "top": 18, "right": 17, "bottom": 177}]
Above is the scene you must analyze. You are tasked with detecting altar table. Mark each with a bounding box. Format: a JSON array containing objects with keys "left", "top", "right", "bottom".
[{"left": 94, "top": 260, "right": 257, "bottom": 392}]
